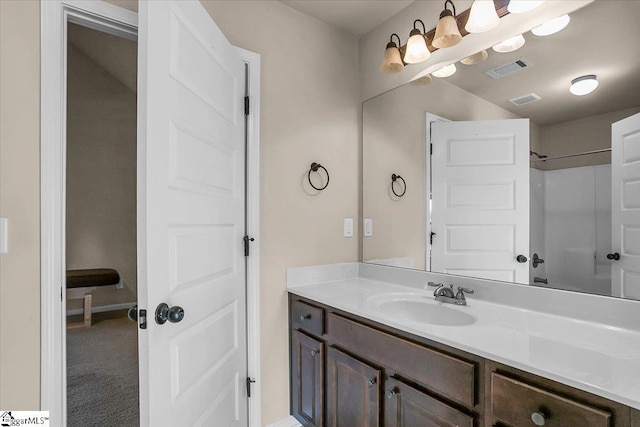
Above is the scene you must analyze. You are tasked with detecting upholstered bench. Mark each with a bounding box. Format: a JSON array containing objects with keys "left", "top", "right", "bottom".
[{"left": 66, "top": 269, "right": 120, "bottom": 327}]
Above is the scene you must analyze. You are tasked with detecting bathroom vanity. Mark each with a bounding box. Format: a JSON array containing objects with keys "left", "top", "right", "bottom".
[{"left": 287, "top": 264, "right": 640, "bottom": 427}]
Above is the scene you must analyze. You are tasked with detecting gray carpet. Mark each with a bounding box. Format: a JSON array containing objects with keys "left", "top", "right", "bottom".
[{"left": 67, "top": 316, "right": 139, "bottom": 427}]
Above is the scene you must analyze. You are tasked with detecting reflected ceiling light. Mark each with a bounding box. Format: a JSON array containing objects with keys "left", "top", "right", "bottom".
[
  {"left": 410, "top": 74, "right": 433, "bottom": 86},
  {"left": 432, "top": 64, "right": 457, "bottom": 78},
  {"left": 460, "top": 50, "right": 488, "bottom": 65},
  {"left": 404, "top": 20, "right": 431, "bottom": 64},
  {"left": 570, "top": 75, "right": 598, "bottom": 96},
  {"left": 379, "top": 33, "right": 404, "bottom": 73},
  {"left": 507, "top": 0, "right": 544, "bottom": 14},
  {"left": 492, "top": 34, "right": 525, "bottom": 53},
  {"left": 465, "top": 0, "right": 500, "bottom": 33},
  {"left": 433, "top": 0, "right": 462, "bottom": 49},
  {"left": 531, "top": 14, "right": 570, "bottom": 36}
]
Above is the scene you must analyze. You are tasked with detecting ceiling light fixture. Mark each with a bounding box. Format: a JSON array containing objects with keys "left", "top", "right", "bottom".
[
  {"left": 404, "top": 20, "right": 431, "bottom": 64},
  {"left": 531, "top": 14, "right": 570, "bottom": 36},
  {"left": 379, "top": 33, "right": 404, "bottom": 73},
  {"left": 465, "top": 0, "right": 500, "bottom": 33},
  {"left": 569, "top": 75, "right": 598, "bottom": 96},
  {"left": 432, "top": 64, "right": 457, "bottom": 78},
  {"left": 507, "top": 0, "right": 545, "bottom": 14},
  {"left": 460, "top": 50, "right": 488, "bottom": 65},
  {"left": 433, "top": 0, "right": 462, "bottom": 48},
  {"left": 492, "top": 34, "right": 526, "bottom": 53}
]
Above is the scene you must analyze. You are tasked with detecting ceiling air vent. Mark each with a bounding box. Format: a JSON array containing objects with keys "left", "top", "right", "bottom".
[
  {"left": 485, "top": 58, "right": 532, "bottom": 79},
  {"left": 509, "top": 92, "right": 541, "bottom": 106}
]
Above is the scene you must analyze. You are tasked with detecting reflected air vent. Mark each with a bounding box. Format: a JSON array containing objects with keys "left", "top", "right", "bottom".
[
  {"left": 485, "top": 58, "right": 532, "bottom": 79},
  {"left": 509, "top": 93, "right": 541, "bottom": 106}
]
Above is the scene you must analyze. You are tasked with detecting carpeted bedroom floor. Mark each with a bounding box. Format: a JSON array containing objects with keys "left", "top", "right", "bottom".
[{"left": 67, "top": 314, "right": 139, "bottom": 427}]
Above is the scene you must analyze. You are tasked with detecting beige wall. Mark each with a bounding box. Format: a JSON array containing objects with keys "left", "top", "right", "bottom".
[
  {"left": 363, "top": 79, "right": 519, "bottom": 270},
  {"left": 538, "top": 106, "right": 640, "bottom": 171},
  {"left": 0, "top": 0, "right": 41, "bottom": 410},
  {"left": 66, "top": 43, "right": 137, "bottom": 311}
]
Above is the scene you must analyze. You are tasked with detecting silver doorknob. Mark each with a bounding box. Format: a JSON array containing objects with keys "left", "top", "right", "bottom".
[
  {"left": 531, "top": 411, "right": 546, "bottom": 426},
  {"left": 155, "top": 303, "right": 184, "bottom": 325}
]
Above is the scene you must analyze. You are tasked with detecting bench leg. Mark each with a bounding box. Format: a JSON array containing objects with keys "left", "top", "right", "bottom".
[{"left": 83, "top": 293, "right": 92, "bottom": 327}]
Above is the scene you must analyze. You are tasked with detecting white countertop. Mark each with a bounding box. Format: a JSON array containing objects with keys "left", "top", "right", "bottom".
[{"left": 288, "top": 276, "right": 640, "bottom": 410}]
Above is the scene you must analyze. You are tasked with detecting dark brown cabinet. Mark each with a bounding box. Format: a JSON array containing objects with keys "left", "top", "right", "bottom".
[{"left": 291, "top": 330, "right": 324, "bottom": 427}]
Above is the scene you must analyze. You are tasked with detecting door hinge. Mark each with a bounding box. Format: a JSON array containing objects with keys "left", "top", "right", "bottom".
[
  {"left": 430, "top": 143, "right": 433, "bottom": 155},
  {"left": 244, "top": 96, "right": 250, "bottom": 115},
  {"left": 243, "top": 235, "right": 255, "bottom": 257},
  {"left": 430, "top": 231, "right": 436, "bottom": 245},
  {"left": 246, "top": 377, "right": 256, "bottom": 397}
]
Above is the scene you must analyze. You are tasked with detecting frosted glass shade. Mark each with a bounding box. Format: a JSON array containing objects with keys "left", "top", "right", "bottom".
[
  {"left": 570, "top": 75, "right": 598, "bottom": 96},
  {"left": 379, "top": 45, "right": 404, "bottom": 73},
  {"left": 531, "top": 14, "right": 570, "bottom": 36},
  {"left": 507, "top": 0, "right": 544, "bottom": 14},
  {"left": 432, "top": 64, "right": 457, "bottom": 78},
  {"left": 465, "top": 0, "right": 500, "bottom": 33},
  {"left": 404, "top": 34, "right": 430, "bottom": 64},
  {"left": 433, "top": 14, "right": 462, "bottom": 49},
  {"left": 460, "top": 50, "right": 488, "bottom": 65},
  {"left": 492, "top": 34, "right": 525, "bottom": 53}
]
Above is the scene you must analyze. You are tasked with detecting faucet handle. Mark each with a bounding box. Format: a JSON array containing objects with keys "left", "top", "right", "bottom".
[
  {"left": 427, "top": 281, "right": 442, "bottom": 287},
  {"left": 457, "top": 286, "right": 474, "bottom": 294}
]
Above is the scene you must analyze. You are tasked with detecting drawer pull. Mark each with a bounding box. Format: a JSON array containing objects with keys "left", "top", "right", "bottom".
[
  {"left": 310, "top": 350, "right": 318, "bottom": 357},
  {"left": 531, "top": 411, "right": 546, "bottom": 426},
  {"left": 385, "top": 389, "right": 397, "bottom": 399},
  {"left": 367, "top": 378, "right": 377, "bottom": 387},
  {"left": 300, "top": 314, "right": 311, "bottom": 322}
]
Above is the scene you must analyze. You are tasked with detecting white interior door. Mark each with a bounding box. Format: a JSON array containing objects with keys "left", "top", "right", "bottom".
[
  {"left": 611, "top": 112, "right": 640, "bottom": 300},
  {"left": 138, "top": 1, "right": 247, "bottom": 425},
  {"left": 431, "top": 119, "right": 530, "bottom": 284}
]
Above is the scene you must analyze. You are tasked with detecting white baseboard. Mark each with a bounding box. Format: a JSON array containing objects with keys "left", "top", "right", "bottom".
[
  {"left": 66, "top": 302, "right": 136, "bottom": 316},
  {"left": 266, "top": 415, "right": 301, "bottom": 427}
]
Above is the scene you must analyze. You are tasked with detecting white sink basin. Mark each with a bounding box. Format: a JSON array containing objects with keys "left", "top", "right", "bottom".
[{"left": 370, "top": 295, "right": 476, "bottom": 327}]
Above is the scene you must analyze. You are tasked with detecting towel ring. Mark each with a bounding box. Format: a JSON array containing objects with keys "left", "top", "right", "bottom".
[
  {"left": 308, "top": 162, "right": 329, "bottom": 191},
  {"left": 391, "top": 174, "right": 406, "bottom": 197}
]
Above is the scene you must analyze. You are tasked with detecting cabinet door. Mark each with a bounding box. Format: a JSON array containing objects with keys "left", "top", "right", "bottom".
[
  {"left": 327, "top": 346, "right": 381, "bottom": 427},
  {"left": 384, "top": 377, "right": 474, "bottom": 427},
  {"left": 292, "top": 330, "right": 324, "bottom": 427}
]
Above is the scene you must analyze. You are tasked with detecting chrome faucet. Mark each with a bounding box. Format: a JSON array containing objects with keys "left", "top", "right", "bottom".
[{"left": 427, "top": 282, "right": 474, "bottom": 306}]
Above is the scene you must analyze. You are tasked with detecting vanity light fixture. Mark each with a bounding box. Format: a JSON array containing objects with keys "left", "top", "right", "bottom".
[
  {"left": 531, "top": 14, "right": 570, "bottom": 36},
  {"left": 569, "top": 75, "right": 598, "bottom": 96},
  {"left": 492, "top": 34, "right": 525, "bottom": 53},
  {"left": 460, "top": 50, "right": 488, "bottom": 65},
  {"left": 433, "top": 0, "right": 462, "bottom": 49},
  {"left": 379, "top": 33, "right": 404, "bottom": 73},
  {"left": 465, "top": 0, "right": 500, "bottom": 33},
  {"left": 404, "top": 20, "right": 431, "bottom": 64},
  {"left": 432, "top": 63, "right": 457, "bottom": 78},
  {"left": 507, "top": 0, "right": 544, "bottom": 14}
]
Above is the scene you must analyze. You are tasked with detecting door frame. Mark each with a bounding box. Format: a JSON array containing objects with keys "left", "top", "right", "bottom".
[{"left": 40, "top": 2, "right": 262, "bottom": 425}]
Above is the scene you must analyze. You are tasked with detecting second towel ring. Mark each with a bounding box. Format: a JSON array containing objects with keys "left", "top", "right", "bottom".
[
  {"left": 308, "top": 162, "right": 330, "bottom": 191},
  {"left": 391, "top": 174, "right": 406, "bottom": 197}
]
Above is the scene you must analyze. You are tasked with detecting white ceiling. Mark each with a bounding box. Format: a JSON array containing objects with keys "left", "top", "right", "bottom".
[{"left": 279, "top": 0, "right": 415, "bottom": 37}]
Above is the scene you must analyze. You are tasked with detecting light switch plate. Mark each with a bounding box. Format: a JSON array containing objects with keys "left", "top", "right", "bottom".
[
  {"left": 364, "top": 219, "right": 373, "bottom": 237},
  {"left": 0, "top": 217, "right": 7, "bottom": 254},
  {"left": 344, "top": 218, "right": 353, "bottom": 238}
]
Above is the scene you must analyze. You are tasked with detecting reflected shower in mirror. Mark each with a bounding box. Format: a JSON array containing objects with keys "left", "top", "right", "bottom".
[{"left": 362, "top": 0, "right": 640, "bottom": 299}]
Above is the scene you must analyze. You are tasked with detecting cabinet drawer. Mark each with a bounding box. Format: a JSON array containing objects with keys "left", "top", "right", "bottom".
[
  {"left": 491, "top": 373, "right": 611, "bottom": 427},
  {"left": 292, "top": 299, "right": 324, "bottom": 337},
  {"left": 328, "top": 313, "right": 476, "bottom": 407}
]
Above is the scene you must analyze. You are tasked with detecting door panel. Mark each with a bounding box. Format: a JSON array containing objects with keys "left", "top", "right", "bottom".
[
  {"left": 291, "top": 330, "right": 324, "bottom": 427},
  {"left": 138, "top": 1, "right": 246, "bottom": 425},
  {"left": 612, "top": 112, "right": 640, "bottom": 299},
  {"left": 431, "top": 119, "right": 530, "bottom": 284}
]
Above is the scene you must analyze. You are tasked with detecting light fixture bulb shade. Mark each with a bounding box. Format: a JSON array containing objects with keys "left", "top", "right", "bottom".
[
  {"left": 432, "top": 63, "right": 457, "bottom": 78},
  {"left": 460, "top": 50, "right": 488, "bottom": 65},
  {"left": 465, "top": 0, "right": 500, "bottom": 33},
  {"left": 404, "top": 34, "right": 430, "bottom": 64},
  {"left": 531, "top": 14, "right": 570, "bottom": 36},
  {"left": 492, "top": 34, "right": 525, "bottom": 53},
  {"left": 570, "top": 75, "right": 598, "bottom": 96},
  {"left": 379, "top": 46, "right": 404, "bottom": 73},
  {"left": 433, "top": 15, "right": 462, "bottom": 48},
  {"left": 507, "top": 0, "right": 545, "bottom": 14}
]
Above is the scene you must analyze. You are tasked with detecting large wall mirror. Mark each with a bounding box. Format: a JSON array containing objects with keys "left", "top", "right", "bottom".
[{"left": 362, "top": 0, "right": 640, "bottom": 299}]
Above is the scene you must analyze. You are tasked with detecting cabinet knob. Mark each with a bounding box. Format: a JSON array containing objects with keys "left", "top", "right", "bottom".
[
  {"left": 310, "top": 350, "right": 318, "bottom": 357},
  {"left": 531, "top": 411, "right": 546, "bottom": 426},
  {"left": 300, "top": 314, "right": 311, "bottom": 322},
  {"left": 366, "top": 378, "right": 377, "bottom": 387},
  {"left": 385, "top": 389, "right": 397, "bottom": 399}
]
